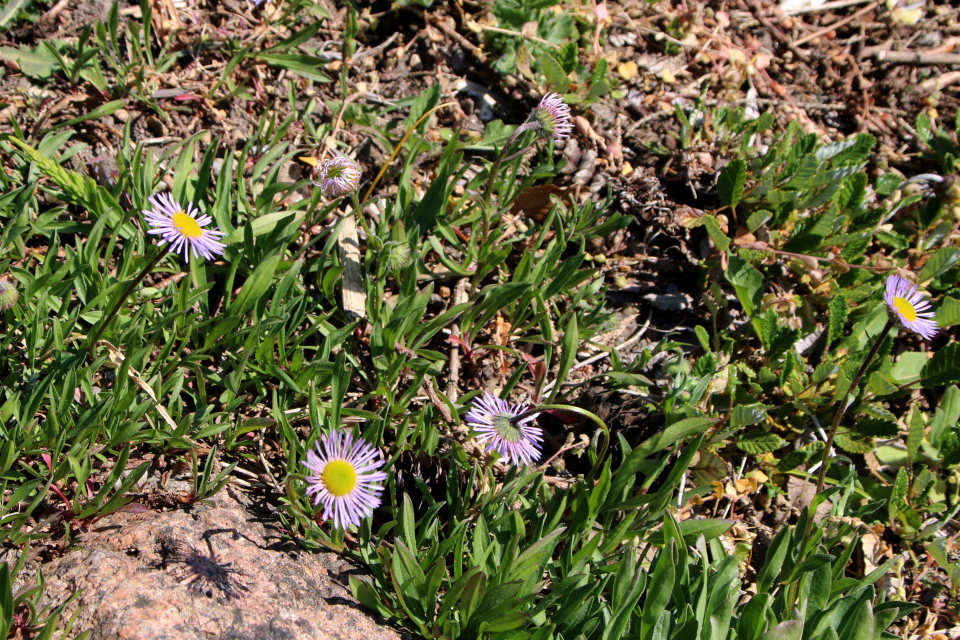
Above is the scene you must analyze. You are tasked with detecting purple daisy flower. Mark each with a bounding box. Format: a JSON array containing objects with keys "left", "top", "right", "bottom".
[
  {"left": 142, "top": 193, "right": 226, "bottom": 262},
  {"left": 314, "top": 156, "right": 361, "bottom": 199},
  {"left": 465, "top": 392, "right": 543, "bottom": 466},
  {"left": 884, "top": 274, "right": 938, "bottom": 340},
  {"left": 303, "top": 430, "right": 387, "bottom": 530},
  {"left": 527, "top": 92, "right": 573, "bottom": 141}
]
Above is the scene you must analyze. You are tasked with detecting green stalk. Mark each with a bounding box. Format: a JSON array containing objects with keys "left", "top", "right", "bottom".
[
  {"left": 87, "top": 245, "right": 170, "bottom": 358},
  {"left": 790, "top": 316, "right": 894, "bottom": 610},
  {"left": 471, "top": 122, "right": 539, "bottom": 297}
]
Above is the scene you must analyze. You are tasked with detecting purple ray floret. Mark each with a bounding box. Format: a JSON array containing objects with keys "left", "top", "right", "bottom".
[{"left": 465, "top": 392, "right": 543, "bottom": 466}]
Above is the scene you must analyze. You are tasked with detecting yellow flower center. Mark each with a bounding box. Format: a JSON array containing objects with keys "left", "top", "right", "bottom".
[
  {"left": 893, "top": 296, "right": 917, "bottom": 322},
  {"left": 322, "top": 460, "right": 357, "bottom": 497},
  {"left": 172, "top": 212, "right": 204, "bottom": 239}
]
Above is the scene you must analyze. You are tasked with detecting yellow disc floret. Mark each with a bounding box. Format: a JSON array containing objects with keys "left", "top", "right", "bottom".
[
  {"left": 893, "top": 297, "right": 917, "bottom": 322},
  {"left": 322, "top": 459, "right": 358, "bottom": 497},
  {"left": 172, "top": 211, "right": 204, "bottom": 238}
]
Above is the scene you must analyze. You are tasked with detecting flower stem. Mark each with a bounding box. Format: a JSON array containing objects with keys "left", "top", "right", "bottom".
[
  {"left": 516, "top": 403, "right": 610, "bottom": 482},
  {"left": 472, "top": 122, "right": 538, "bottom": 297},
  {"left": 813, "top": 317, "right": 894, "bottom": 496},
  {"left": 87, "top": 246, "right": 170, "bottom": 358},
  {"left": 790, "top": 316, "right": 894, "bottom": 609},
  {"left": 481, "top": 122, "right": 537, "bottom": 212}
]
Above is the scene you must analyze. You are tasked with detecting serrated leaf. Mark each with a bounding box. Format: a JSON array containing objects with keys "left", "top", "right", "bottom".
[
  {"left": 854, "top": 418, "right": 899, "bottom": 438},
  {"left": 840, "top": 234, "right": 871, "bottom": 262},
  {"left": 936, "top": 296, "right": 960, "bottom": 327},
  {"left": 555, "top": 41, "right": 578, "bottom": 74},
  {"left": 828, "top": 294, "right": 849, "bottom": 344},
  {"left": 839, "top": 172, "right": 868, "bottom": 211},
  {"left": 921, "top": 343, "right": 960, "bottom": 388},
  {"left": 866, "top": 371, "right": 898, "bottom": 396},
  {"left": 718, "top": 158, "right": 746, "bottom": 207},
  {"left": 762, "top": 310, "right": 777, "bottom": 350},
  {"left": 834, "top": 433, "right": 876, "bottom": 454},
  {"left": 704, "top": 215, "right": 730, "bottom": 251},
  {"left": 731, "top": 404, "right": 768, "bottom": 428},
  {"left": 539, "top": 53, "right": 570, "bottom": 92},
  {"left": 695, "top": 325, "right": 710, "bottom": 351},
  {"left": 768, "top": 327, "right": 800, "bottom": 362},
  {"left": 746, "top": 210, "right": 772, "bottom": 232},
  {"left": 875, "top": 173, "right": 902, "bottom": 197},
  {"left": 812, "top": 363, "right": 839, "bottom": 384},
  {"left": 778, "top": 441, "right": 824, "bottom": 472},
  {"left": 892, "top": 467, "right": 909, "bottom": 505},
  {"left": 920, "top": 246, "right": 960, "bottom": 282},
  {"left": 737, "top": 430, "right": 786, "bottom": 454},
  {"left": 832, "top": 134, "right": 876, "bottom": 166}
]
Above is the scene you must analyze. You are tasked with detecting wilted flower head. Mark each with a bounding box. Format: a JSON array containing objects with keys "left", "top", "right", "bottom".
[
  {"left": 527, "top": 92, "right": 573, "bottom": 141},
  {"left": 885, "top": 274, "right": 938, "bottom": 340},
  {"left": 0, "top": 278, "right": 18, "bottom": 311},
  {"left": 465, "top": 392, "right": 543, "bottom": 466},
  {"left": 143, "top": 193, "right": 227, "bottom": 262},
  {"left": 315, "top": 156, "right": 361, "bottom": 199},
  {"left": 303, "top": 429, "right": 387, "bottom": 530}
]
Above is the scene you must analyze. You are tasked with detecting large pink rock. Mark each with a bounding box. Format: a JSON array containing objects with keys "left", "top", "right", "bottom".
[{"left": 34, "top": 488, "right": 402, "bottom": 640}]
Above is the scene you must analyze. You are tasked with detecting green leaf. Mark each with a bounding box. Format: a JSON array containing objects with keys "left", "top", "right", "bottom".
[
  {"left": 737, "top": 430, "right": 785, "bottom": 454},
  {"left": 828, "top": 294, "right": 849, "bottom": 344},
  {"left": 936, "top": 296, "right": 960, "bottom": 327},
  {"left": 907, "top": 407, "right": 924, "bottom": 464},
  {"left": 921, "top": 343, "right": 960, "bottom": 388},
  {"left": 758, "top": 620, "right": 803, "bottom": 640},
  {"left": 57, "top": 100, "right": 126, "bottom": 129},
  {"left": 756, "top": 525, "right": 790, "bottom": 593},
  {"left": 704, "top": 216, "right": 730, "bottom": 252},
  {"left": 548, "top": 314, "right": 578, "bottom": 404},
  {"left": 404, "top": 82, "right": 441, "bottom": 133},
  {"left": 640, "top": 542, "right": 676, "bottom": 640},
  {"left": 223, "top": 210, "right": 305, "bottom": 243},
  {"left": 875, "top": 173, "right": 902, "bottom": 197},
  {"left": 0, "top": 562, "right": 11, "bottom": 639},
  {"left": 229, "top": 253, "right": 281, "bottom": 317},
  {"left": 695, "top": 325, "right": 711, "bottom": 351},
  {"left": 725, "top": 253, "right": 764, "bottom": 319},
  {"left": 834, "top": 433, "right": 875, "bottom": 454},
  {"left": 854, "top": 419, "right": 899, "bottom": 438},
  {"left": 460, "top": 571, "right": 487, "bottom": 628},
  {"left": 915, "top": 111, "right": 933, "bottom": 145},
  {"left": 0, "top": 44, "right": 58, "bottom": 80},
  {"left": 746, "top": 210, "right": 772, "bottom": 233},
  {"left": 254, "top": 53, "right": 332, "bottom": 83},
  {"left": 645, "top": 519, "right": 735, "bottom": 547},
  {"left": 718, "top": 159, "right": 746, "bottom": 207},
  {"left": 555, "top": 41, "right": 578, "bottom": 74},
  {"left": 731, "top": 404, "right": 768, "bottom": 429},
  {"left": 539, "top": 53, "right": 570, "bottom": 93},
  {"left": 920, "top": 246, "right": 960, "bottom": 282},
  {"left": 629, "top": 417, "right": 717, "bottom": 462},
  {"left": 838, "top": 598, "right": 875, "bottom": 640}
]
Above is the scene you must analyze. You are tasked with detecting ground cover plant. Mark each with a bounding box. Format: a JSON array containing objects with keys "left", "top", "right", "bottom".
[{"left": 0, "top": 0, "right": 959, "bottom": 638}]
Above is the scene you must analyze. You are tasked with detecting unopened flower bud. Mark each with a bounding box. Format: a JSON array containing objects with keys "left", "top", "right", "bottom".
[{"left": 0, "top": 278, "right": 18, "bottom": 311}]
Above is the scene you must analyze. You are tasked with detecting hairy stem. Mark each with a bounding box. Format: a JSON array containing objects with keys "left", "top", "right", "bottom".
[{"left": 790, "top": 316, "right": 894, "bottom": 610}]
